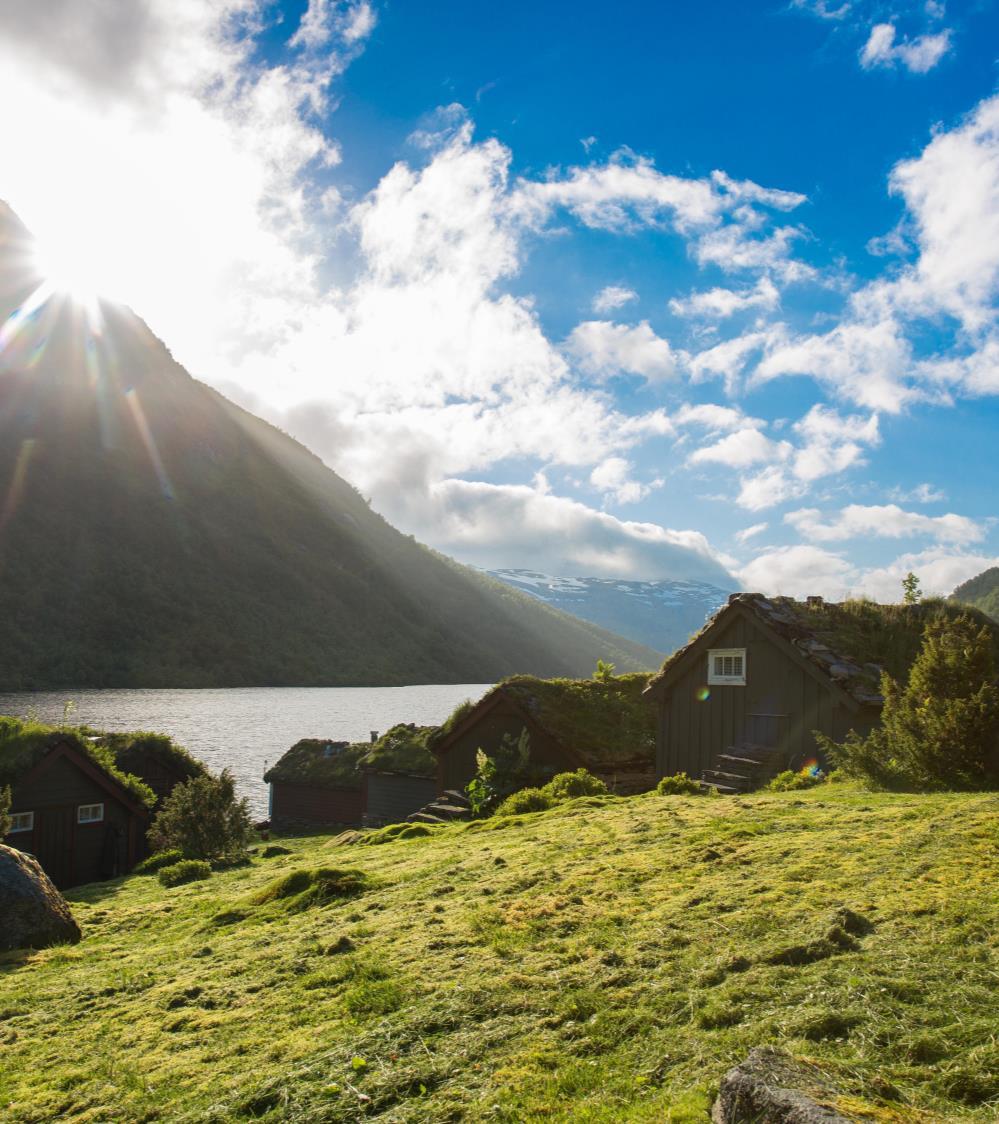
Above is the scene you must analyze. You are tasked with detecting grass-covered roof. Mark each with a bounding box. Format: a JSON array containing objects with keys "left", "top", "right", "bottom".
[
  {"left": 89, "top": 730, "right": 207, "bottom": 787},
  {"left": 433, "top": 673, "right": 656, "bottom": 768},
  {"left": 0, "top": 716, "right": 156, "bottom": 809},
  {"left": 647, "top": 594, "right": 999, "bottom": 703},
  {"left": 264, "top": 725, "right": 439, "bottom": 789}
]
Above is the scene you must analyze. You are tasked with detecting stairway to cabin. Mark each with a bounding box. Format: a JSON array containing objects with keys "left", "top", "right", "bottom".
[
  {"left": 407, "top": 789, "right": 473, "bottom": 825},
  {"left": 700, "top": 743, "right": 787, "bottom": 795}
]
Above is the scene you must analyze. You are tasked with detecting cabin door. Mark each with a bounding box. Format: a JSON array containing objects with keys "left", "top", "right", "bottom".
[{"left": 34, "top": 806, "right": 75, "bottom": 888}]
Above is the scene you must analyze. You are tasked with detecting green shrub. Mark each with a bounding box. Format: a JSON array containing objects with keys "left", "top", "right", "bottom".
[
  {"left": 767, "top": 769, "right": 825, "bottom": 792},
  {"left": 0, "top": 784, "right": 10, "bottom": 837},
  {"left": 148, "top": 769, "right": 253, "bottom": 862},
  {"left": 249, "top": 867, "right": 370, "bottom": 911},
  {"left": 656, "top": 773, "right": 703, "bottom": 796},
  {"left": 158, "top": 860, "right": 211, "bottom": 887},
  {"left": 466, "top": 729, "right": 537, "bottom": 816},
  {"left": 134, "top": 848, "right": 184, "bottom": 874},
  {"left": 818, "top": 614, "right": 999, "bottom": 791},
  {"left": 496, "top": 787, "right": 554, "bottom": 816},
  {"left": 543, "top": 769, "right": 608, "bottom": 800}
]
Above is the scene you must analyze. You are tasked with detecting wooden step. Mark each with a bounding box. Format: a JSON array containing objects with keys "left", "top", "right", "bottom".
[{"left": 716, "top": 753, "right": 773, "bottom": 770}]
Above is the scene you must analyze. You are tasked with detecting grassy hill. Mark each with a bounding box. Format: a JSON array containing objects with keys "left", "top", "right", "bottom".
[
  {"left": 2, "top": 786, "right": 997, "bottom": 1121},
  {"left": 0, "top": 203, "right": 659, "bottom": 688},
  {"left": 951, "top": 568, "right": 999, "bottom": 622}
]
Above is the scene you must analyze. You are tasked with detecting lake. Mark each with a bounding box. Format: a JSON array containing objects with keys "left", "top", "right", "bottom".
[{"left": 0, "top": 685, "right": 492, "bottom": 818}]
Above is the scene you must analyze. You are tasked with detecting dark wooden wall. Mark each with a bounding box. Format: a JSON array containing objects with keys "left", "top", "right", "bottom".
[
  {"left": 269, "top": 781, "right": 365, "bottom": 832},
  {"left": 363, "top": 773, "right": 438, "bottom": 827},
  {"left": 657, "top": 612, "right": 879, "bottom": 779},
  {"left": 436, "top": 701, "right": 575, "bottom": 790},
  {"left": 6, "top": 756, "right": 138, "bottom": 888}
]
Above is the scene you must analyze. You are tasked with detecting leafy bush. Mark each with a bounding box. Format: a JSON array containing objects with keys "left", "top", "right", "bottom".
[
  {"left": 767, "top": 769, "right": 825, "bottom": 792},
  {"left": 0, "top": 784, "right": 10, "bottom": 837},
  {"left": 818, "top": 614, "right": 999, "bottom": 791},
  {"left": 147, "top": 769, "right": 253, "bottom": 862},
  {"left": 656, "top": 772, "right": 703, "bottom": 796},
  {"left": 543, "top": 769, "right": 608, "bottom": 800},
  {"left": 158, "top": 859, "right": 211, "bottom": 887},
  {"left": 466, "top": 730, "right": 536, "bottom": 816},
  {"left": 134, "top": 848, "right": 184, "bottom": 874},
  {"left": 496, "top": 787, "right": 554, "bottom": 816}
]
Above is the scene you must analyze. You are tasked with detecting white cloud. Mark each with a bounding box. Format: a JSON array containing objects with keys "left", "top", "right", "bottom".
[
  {"left": 855, "top": 549, "right": 999, "bottom": 601},
  {"left": 785, "top": 504, "right": 984, "bottom": 545},
  {"left": 291, "top": 1, "right": 377, "bottom": 50},
  {"left": 888, "top": 482, "right": 946, "bottom": 504},
  {"left": 563, "top": 320, "right": 680, "bottom": 382},
  {"left": 860, "top": 23, "right": 951, "bottom": 74},
  {"left": 734, "top": 522, "right": 769, "bottom": 544},
  {"left": 589, "top": 457, "right": 662, "bottom": 505},
  {"left": 669, "top": 277, "right": 779, "bottom": 319},
  {"left": 690, "top": 429, "right": 791, "bottom": 469},
  {"left": 738, "top": 545, "right": 856, "bottom": 599},
  {"left": 675, "top": 403, "right": 765, "bottom": 432},
  {"left": 592, "top": 285, "right": 638, "bottom": 313}
]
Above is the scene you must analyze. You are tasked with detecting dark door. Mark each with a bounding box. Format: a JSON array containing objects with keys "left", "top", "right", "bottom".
[{"left": 33, "top": 806, "right": 75, "bottom": 888}]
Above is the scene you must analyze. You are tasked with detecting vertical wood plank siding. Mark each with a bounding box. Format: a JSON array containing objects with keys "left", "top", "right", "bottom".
[
  {"left": 363, "top": 774, "right": 438, "bottom": 827},
  {"left": 661, "top": 612, "right": 878, "bottom": 777}
]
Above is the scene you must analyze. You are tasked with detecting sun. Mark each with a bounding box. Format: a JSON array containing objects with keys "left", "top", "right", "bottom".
[{"left": 31, "top": 229, "right": 129, "bottom": 308}]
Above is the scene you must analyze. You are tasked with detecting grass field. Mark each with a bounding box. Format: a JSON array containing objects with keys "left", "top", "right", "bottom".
[{"left": 2, "top": 784, "right": 998, "bottom": 1122}]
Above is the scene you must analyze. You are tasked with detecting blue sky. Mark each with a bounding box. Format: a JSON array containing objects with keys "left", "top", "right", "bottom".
[{"left": 2, "top": 0, "right": 999, "bottom": 598}]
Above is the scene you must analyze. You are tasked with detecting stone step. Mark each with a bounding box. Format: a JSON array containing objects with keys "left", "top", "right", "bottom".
[
  {"left": 702, "top": 768, "right": 754, "bottom": 787},
  {"left": 716, "top": 753, "right": 773, "bottom": 770},
  {"left": 423, "top": 803, "right": 471, "bottom": 821},
  {"left": 407, "top": 811, "right": 448, "bottom": 824},
  {"left": 699, "top": 780, "right": 741, "bottom": 796},
  {"left": 441, "top": 789, "right": 471, "bottom": 808}
]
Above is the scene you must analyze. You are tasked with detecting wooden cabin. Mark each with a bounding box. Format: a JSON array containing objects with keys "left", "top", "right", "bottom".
[
  {"left": 101, "top": 732, "right": 207, "bottom": 807},
  {"left": 264, "top": 740, "right": 366, "bottom": 831},
  {"left": 360, "top": 724, "right": 439, "bottom": 826},
  {"left": 431, "top": 674, "right": 656, "bottom": 794},
  {"left": 643, "top": 593, "right": 918, "bottom": 791},
  {"left": 2, "top": 739, "right": 152, "bottom": 888}
]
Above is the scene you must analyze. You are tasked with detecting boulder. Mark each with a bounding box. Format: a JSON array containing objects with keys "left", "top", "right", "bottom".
[
  {"left": 0, "top": 844, "right": 82, "bottom": 951},
  {"left": 712, "top": 1047, "right": 852, "bottom": 1123}
]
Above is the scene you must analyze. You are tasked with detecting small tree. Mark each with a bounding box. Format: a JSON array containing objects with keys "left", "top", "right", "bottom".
[
  {"left": 465, "top": 729, "right": 534, "bottom": 815},
  {"left": 594, "top": 659, "right": 616, "bottom": 683},
  {"left": 902, "top": 572, "right": 922, "bottom": 605},
  {"left": 148, "top": 769, "right": 252, "bottom": 862},
  {"left": 819, "top": 614, "right": 999, "bottom": 790},
  {"left": 0, "top": 785, "right": 11, "bottom": 837}
]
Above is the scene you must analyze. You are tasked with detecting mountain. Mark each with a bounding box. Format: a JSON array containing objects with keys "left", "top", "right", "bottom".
[
  {"left": 951, "top": 567, "right": 999, "bottom": 620},
  {"left": 0, "top": 203, "right": 661, "bottom": 688},
  {"left": 487, "top": 569, "right": 732, "bottom": 655}
]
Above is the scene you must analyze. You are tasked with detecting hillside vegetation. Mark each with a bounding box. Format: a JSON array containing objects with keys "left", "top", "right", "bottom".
[
  {"left": 952, "top": 568, "right": 999, "bottom": 622},
  {"left": 2, "top": 786, "right": 998, "bottom": 1121},
  {"left": 0, "top": 202, "right": 659, "bottom": 689}
]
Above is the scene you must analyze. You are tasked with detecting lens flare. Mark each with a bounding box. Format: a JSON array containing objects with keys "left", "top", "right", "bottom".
[
  {"left": 125, "top": 388, "right": 175, "bottom": 500},
  {"left": 0, "top": 439, "right": 37, "bottom": 537},
  {"left": 800, "top": 757, "right": 822, "bottom": 777},
  {"left": 696, "top": 686, "right": 710, "bottom": 702}
]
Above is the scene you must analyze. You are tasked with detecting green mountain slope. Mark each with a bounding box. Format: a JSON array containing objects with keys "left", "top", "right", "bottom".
[
  {"left": 0, "top": 204, "right": 659, "bottom": 687},
  {"left": 951, "top": 567, "right": 999, "bottom": 621},
  {"left": 3, "top": 786, "right": 998, "bottom": 1119}
]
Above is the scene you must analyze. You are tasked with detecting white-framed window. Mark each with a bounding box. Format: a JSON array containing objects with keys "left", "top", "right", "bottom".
[
  {"left": 77, "top": 803, "right": 104, "bottom": 825},
  {"left": 8, "top": 811, "right": 34, "bottom": 834},
  {"left": 708, "top": 648, "right": 747, "bottom": 686}
]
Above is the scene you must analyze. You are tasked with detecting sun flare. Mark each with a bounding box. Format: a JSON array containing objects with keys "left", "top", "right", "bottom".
[{"left": 31, "top": 231, "right": 126, "bottom": 307}]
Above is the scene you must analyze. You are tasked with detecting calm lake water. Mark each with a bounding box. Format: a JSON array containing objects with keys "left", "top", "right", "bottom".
[{"left": 0, "top": 685, "right": 492, "bottom": 818}]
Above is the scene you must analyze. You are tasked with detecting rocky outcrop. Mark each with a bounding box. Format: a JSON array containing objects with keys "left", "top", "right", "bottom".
[
  {"left": 712, "top": 1047, "right": 853, "bottom": 1123},
  {"left": 0, "top": 844, "right": 82, "bottom": 951}
]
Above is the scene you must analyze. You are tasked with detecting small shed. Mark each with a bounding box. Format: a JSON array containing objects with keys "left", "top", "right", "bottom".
[
  {"left": 642, "top": 593, "right": 991, "bottom": 791},
  {"left": 430, "top": 674, "right": 656, "bottom": 794},
  {"left": 264, "top": 740, "right": 367, "bottom": 832},
  {"left": 1, "top": 737, "right": 153, "bottom": 888},
  {"left": 359, "top": 724, "right": 440, "bottom": 827}
]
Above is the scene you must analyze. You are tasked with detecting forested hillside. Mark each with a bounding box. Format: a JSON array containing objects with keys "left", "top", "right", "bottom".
[
  {"left": 951, "top": 568, "right": 999, "bottom": 622},
  {"left": 0, "top": 203, "right": 658, "bottom": 688}
]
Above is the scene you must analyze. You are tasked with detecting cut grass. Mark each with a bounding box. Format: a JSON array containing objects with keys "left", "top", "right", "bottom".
[{"left": 1, "top": 785, "right": 998, "bottom": 1121}]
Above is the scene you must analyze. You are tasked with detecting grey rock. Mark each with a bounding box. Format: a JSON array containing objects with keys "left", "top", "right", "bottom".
[
  {"left": 0, "top": 844, "right": 82, "bottom": 951},
  {"left": 712, "top": 1047, "right": 853, "bottom": 1123}
]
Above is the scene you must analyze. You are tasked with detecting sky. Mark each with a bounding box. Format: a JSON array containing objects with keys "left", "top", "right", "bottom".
[{"left": 2, "top": 0, "right": 999, "bottom": 600}]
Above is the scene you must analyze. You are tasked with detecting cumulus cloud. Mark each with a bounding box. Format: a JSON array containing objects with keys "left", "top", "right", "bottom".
[
  {"left": 690, "top": 429, "right": 791, "bottom": 469},
  {"left": 888, "top": 482, "right": 946, "bottom": 504},
  {"left": 785, "top": 504, "right": 984, "bottom": 546},
  {"left": 563, "top": 320, "right": 680, "bottom": 382},
  {"left": 669, "top": 277, "right": 779, "bottom": 319},
  {"left": 592, "top": 285, "right": 638, "bottom": 313},
  {"left": 589, "top": 457, "right": 663, "bottom": 505},
  {"left": 738, "top": 545, "right": 856, "bottom": 599},
  {"left": 859, "top": 23, "right": 951, "bottom": 73},
  {"left": 734, "top": 522, "right": 769, "bottom": 544}
]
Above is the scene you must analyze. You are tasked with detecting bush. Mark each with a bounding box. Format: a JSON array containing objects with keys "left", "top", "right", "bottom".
[
  {"left": 767, "top": 769, "right": 825, "bottom": 792},
  {"left": 147, "top": 769, "right": 253, "bottom": 862},
  {"left": 543, "top": 769, "right": 608, "bottom": 800},
  {"left": 134, "top": 848, "right": 184, "bottom": 874},
  {"left": 158, "top": 859, "right": 211, "bottom": 887},
  {"left": 0, "top": 784, "right": 10, "bottom": 837},
  {"left": 656, "top": 772, "right": 703, "bottom": 796},
  {"left": 496, "top": 787, "right": 554, "bottom": 816},
  {"left": 818, "top": 615, "right": 999, "bottom": 791},
  {"left": 466, "top": 729, "right": 537, "bottom": 816}
]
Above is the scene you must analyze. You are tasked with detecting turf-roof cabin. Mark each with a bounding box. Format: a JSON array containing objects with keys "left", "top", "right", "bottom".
[
  {"left": 96, "top": 731, "right": 207, "bottom": 806},
  {"left": 643, "top": 593, "right": 999, "bottom": 792},
  {"left": 430, "top": 674, "right": 657, "bottom": 794},
  {"left": 1, "top": 720, "right": 155, "bottom": 888}
]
